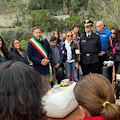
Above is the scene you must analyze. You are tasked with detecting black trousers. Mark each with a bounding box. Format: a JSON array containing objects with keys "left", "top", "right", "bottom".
[
  {"left": 82, "top": 63, "right": 97, "bottom": 76},
  {"left": 97, "top": 54, "right": 107, "bottom": 74},
  {"left": 108, "top": 61, "right": 119, "bottom": 83}
]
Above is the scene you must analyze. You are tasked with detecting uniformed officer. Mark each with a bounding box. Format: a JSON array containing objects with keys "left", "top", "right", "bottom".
[{"left": 80, "top": 20, "right": 101, "bottom": 76}]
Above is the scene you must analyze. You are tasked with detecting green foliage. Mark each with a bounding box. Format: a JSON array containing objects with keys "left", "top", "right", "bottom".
[
  {"left": 66, "top": 0, "right": 88, "bottom": 14},
  {"left": 13, "top": 19, "right": 23, "bottom": 27},
  {"left": 0, "top": 29, "right": 31, "bottom": 47},
  {"left": 27, "top": 18, "right": 34, "bottom": 32},
  {"left": 88, "top": 1, "right": 102, "bottom": 20},
  {"left": 0, "top": 26, "right": 6, "bottom": 28},
  {"left": 28, "top": 0, "right": 89, "bottom": 15},
  {"left": 28, "top": 0, "right": 40, "bottom": 12},
  {"left": 65, "top": 16, "right": 81, "bottom": 28},
  {"left": 20, "top": 40, "right": 28, "bottom": 50},
  {"left": 30, "top": 10, "right": 85, "bottom": 32},
  {"left": 103, "top": 20, "right": 120, "bottom": 30},
  {"left": 71, "top": 0, "right": 88, "bottom": 14},
  {"left": 1, "top": 30, "right": 14, "bottom": 47},
  {"left": 65, "top": 16, "right": 84, "bottom": 33},
  {"left": 31, "top": 10, "right": 48, "bottom": 27},
  {"left": 31, "top": 10, "right": 65, "bottom": 32},
  {"left": 28, "top": 0, "right": 63, "bottom": 14}
]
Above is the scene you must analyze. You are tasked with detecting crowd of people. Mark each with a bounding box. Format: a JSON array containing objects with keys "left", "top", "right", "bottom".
[
  {"left": 0, "top": 19, "right": 120, "bottom": 119},
  {"left": 0, "top": 20, "right": 120, "bottom": 87}
]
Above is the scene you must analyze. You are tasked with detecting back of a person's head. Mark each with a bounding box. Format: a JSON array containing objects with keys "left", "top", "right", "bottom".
[
  {"left": 74, "top": 74, "right": 120, "bottom": 120},
  {"left": 0, "top": 61, "right": 46, "bottom": 120}
]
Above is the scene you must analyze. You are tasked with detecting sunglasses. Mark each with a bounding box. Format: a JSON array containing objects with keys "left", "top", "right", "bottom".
[
  {"left": 67, "top": 35, "right": 73, "bottom": 37},
  {"left": 84, "top": 25, "right": 90, "bottom": 28},
  {"left": 111, "top": 32, "right": 115, "bottom": 34}
]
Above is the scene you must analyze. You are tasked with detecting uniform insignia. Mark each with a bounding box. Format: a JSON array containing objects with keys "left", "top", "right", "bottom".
[
  {"left": 85, "top": 20, "right": 89, "bottom": 24},
  {"left": 81, "top": 40, "right": 86, "bottom": 42}
]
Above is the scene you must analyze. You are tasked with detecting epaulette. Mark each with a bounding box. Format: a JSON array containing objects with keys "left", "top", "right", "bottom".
[
  {"left": 93, "top": 33, "right": 99, "bottom": 36},
  {"left": 80, "top": 33, "right": 84, "bottom": 37}
]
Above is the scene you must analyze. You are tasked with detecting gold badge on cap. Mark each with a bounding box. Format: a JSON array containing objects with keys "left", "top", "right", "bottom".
[{"left": 85, "top": 20, "right": 89, "bottom": 24}]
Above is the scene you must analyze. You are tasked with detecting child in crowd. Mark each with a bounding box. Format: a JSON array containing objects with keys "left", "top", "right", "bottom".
[
  {"left": 49, "top": 36, "right": 65, "bottom": 85},
  {"left": 74, "top": 74, "right": 120, "bottom": 120}
]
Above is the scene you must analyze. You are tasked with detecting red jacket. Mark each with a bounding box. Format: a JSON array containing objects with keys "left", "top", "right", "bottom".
[{"left": 79, "top": 116, "right": 105, "bottom": 120}]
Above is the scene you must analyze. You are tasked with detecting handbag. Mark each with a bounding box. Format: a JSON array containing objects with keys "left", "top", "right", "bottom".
[{"left": 56, "top": 66, "right": 65, "bottom": 81}]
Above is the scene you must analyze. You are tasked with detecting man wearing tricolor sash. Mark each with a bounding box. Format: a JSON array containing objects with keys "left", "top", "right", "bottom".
[{"left": 27, "top": 26, "right": 52, "bottom": 92}]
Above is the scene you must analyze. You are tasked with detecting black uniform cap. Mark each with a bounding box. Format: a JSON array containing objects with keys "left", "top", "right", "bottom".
[{"left": 84, "top": 19, "right": 93, "bottom": 27}]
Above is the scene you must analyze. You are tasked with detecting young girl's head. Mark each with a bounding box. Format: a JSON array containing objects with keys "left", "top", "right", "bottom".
[
  {"left": 53, "top": 31, "right": 60, "bottom": 39},
  {"left": 50, "top": 36, "right": 57, "bottom": 48},
  {"left": 74, "top": 74, "right": 120, "bottom": 120},
  {"left": 71, "top": 30, "right": 78, "bottom": 40}
]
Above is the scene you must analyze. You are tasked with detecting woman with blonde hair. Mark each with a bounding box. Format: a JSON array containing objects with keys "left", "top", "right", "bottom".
[
  {"left": 74, "top": 74, "right": 120, "bottom": 120},
  {"left": 62, "top": 31, "right": 79, "bottom": 82}
]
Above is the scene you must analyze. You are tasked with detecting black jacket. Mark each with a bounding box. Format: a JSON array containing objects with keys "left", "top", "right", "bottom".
[
  {"left": 80, "top": 32, "right": 101, "bottom": 64},
  {"left": 62, "top": 40, "right": 79, "bottom": 63},
  {"left": 27, "top": 37, "right": 52, "bottom": 75},
  {"left": 106, "top": 38, "right": 118, "bottom": 61},
  {"left": 115, "top": 42, "right": 120, "bottom": 62},
  {"left": 10, "top": 47, "right": 29, "bottom": 65}
]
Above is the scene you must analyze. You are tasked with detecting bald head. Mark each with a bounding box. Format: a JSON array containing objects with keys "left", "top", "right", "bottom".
[
  {"left": 96, "top": 21, "right": 104, "bottom": 25},
  {"left": 96, "top": 21, "right": 104, "bottom": 33}
]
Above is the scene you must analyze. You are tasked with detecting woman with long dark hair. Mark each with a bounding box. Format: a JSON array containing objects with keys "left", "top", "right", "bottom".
[
  {"left": 53, "top": 31, "right": 63, "bottom": 51},
  {"left": 106, "top": 27, "right": 120, "bottom": 82},
  {"left": 10, "top": 39, "right": 29, "bottom": 64},
  {"left": 0, "top": 61, "right": 46, "bottom": 120},
  {"left": 0, "top": 36, "right": 9, "bottom": 63}
]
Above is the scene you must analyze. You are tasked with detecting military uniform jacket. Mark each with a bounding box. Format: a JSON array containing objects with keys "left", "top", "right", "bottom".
[{"left": 80, "top": 32, "right": 101, "bottom": 64}]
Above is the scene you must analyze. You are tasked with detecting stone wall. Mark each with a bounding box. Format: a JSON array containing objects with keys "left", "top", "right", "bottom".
[
  {"left": 0, "top": 12, "right": 69, "bottom": 27},
  {"left": 0, "top": 13, "right": 30, "bottom": 27},
  {"left": 0, "top": 28, "right": 63, "bottom": 41},
  {"left": 0, "top": 13, "right": 17, "bottom": 27}
]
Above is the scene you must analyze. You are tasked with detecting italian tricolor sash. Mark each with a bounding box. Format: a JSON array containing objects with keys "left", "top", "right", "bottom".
[{"left": 29, "top": 37, "right": 53, "bottom": 82}]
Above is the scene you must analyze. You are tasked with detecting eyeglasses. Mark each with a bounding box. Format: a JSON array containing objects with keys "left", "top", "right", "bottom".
[
  {"left": 14, "top": 42, "right": 20, "bottom": 44},
  {"left": 67, "top": 35, "right": 73, "bottom": 37},
  {"left": 111, "top": 32, "right": 115, "bottom": 34},
  {"left": 96, "top": 24, "right": 103, "bottom": 28}
]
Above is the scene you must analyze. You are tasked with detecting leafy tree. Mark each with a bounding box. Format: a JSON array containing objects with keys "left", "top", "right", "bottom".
[
  {"left": 27, "top": 18, "right": 34, "bottom": 32},
  {"left": 31, "top": 9, "right": 66, "bottom": 32},
  {"left": 28, "top": 0, "right": 63, "bottom": 14},
  {"left": 20, "top": 40, "right": 28, "bottom": 50},
  {"left": 31, "top": 10, "right": 50, "bottom": 31},
  {"left": 28, "top": 0, "right": 40, "bottom": 12},
  {"left": 65, "top": 16, "right": 84, "bottom": 32},
  {"left": 0, "top": 28, "right": 31, "bottom": 47},
  {"left": 1, "top": 30, "right": 15, "bottom": 47}
]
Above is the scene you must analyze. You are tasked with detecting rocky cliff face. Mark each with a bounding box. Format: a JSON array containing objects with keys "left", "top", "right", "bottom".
[{"left": 0, "top": 0, "right": 109, "bottom": 27}]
